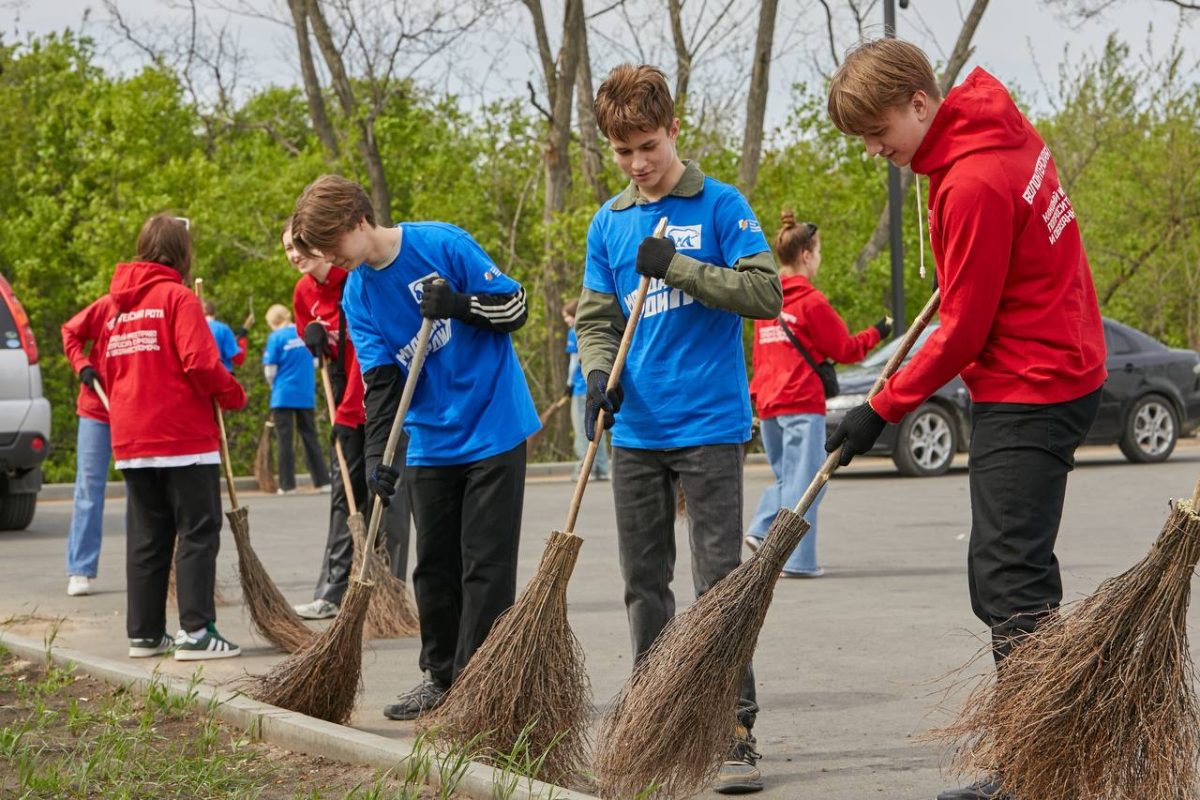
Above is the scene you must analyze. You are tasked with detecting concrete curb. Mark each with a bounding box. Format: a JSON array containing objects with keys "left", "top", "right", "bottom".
[{"left": 0, "top": 630, "right": 598, "bottom": 800}]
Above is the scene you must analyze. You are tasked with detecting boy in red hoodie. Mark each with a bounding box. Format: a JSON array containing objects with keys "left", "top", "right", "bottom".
[
  {"left": 825, "top": 39, "right": 1106, "bottom": 800},
  {"left": 104, "top": 215, "right": 247, "bottom": 662}
]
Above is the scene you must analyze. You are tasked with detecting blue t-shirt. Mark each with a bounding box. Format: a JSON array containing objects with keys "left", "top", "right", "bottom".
[
  {"left": 343, "top": 222, "right": 540, "bottom": 467},
  {"left": 566, "top": 328, "right": 586, "bottom": 396},
  {"left": 207, "top": 319, "right": 240, "bottom": 372},
  {"left": 583, "top": 176, "right": 769, "bottom": 448},
  {"left": 263, "top": 324, "right": 316, "bottom": 409}
]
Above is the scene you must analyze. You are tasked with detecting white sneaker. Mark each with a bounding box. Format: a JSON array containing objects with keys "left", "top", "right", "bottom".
[
  {"left": 316, "top": 483, "right": 332, "bottom": 493},
  {"left": 276, "top": 488, "right": 296, "bottom": 496},
  {"left": 67, "top": 575, "right": 91, "bottom": 596},
  {"left": 293, "top": 598, "right": 339, "bottom": 620}
]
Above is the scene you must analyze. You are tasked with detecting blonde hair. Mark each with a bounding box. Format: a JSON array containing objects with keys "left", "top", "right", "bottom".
[
  {"left": 292, "top": 175, "right": 375, "bottom": 256},
  {"left": 266, "top": 304, "right": 291, "bottom": 328},
  {"left": 827, "top": 38, "right": 940, "bottom": 136},
  {"left": 775, "top": 210, "right": 819, "bottom": 267},
  {"left": 594, "top": 64, "right": 675, "bottom": 141}
]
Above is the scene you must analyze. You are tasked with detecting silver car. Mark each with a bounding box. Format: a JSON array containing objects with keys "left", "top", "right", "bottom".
[{"left": 0, "top": 275, "right": 50, "bottom": 529}]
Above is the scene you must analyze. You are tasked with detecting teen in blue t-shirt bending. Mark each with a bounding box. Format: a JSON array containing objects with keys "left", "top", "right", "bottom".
[{"left": 290, "top": 175, "right": 539, "bottom": 723}]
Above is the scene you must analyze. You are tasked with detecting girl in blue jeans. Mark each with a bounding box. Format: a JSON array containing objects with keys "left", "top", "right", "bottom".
[{"left": 746, "top": 212, "right": 889, "bottom": 576}]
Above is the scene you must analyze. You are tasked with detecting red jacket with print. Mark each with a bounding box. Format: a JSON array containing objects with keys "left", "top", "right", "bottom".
[
  {"left": 751, "top": 274, "right": 882, "bottom": 418},
  {"left": 293, "top": 267, "right": 366, "bottom": 428},
  {"left": 103, "top": 262, "right": 246, "bottom": 460},
  {"left": 61, "top": 295, "right": 117, "bottom": 424},
  {"left": 870, "top": 68, "right": 1107, "bottom": 424}
]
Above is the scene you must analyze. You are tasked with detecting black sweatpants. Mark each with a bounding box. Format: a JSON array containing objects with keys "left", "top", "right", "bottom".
[
  {"left": 407, "top": 442, "right": 525, "bottom": 687},
  {"left": 123, "top": 464, "right": 222, "bottom": 638},
  {"left": 968, "top": 388, "right": 1101, "bottom": 663},
  {"left": 274, "top": 407, "right": 330, "bottom": 491},
  {"left": 314, "top": 425, "right": 412, "bottom": 605}
]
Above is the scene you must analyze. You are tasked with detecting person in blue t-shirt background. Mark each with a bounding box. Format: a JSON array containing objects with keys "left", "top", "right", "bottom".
[
  {"left": 563, "top": 299, "right": 609, "bottom": 481},
  {"left": 263, "top": 304, "right": 330, "bottom": 495},
  {"left": 290, "top": 174, "right": 539, "bottom": 724},
  {"left": 576, "top": 64, "right": 782, "bottom": 795},
  {"left": 204, "top": 300, "right": 249, "bottom": 372}
]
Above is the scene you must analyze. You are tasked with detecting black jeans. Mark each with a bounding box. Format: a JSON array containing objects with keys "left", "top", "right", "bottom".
[
  {"left": 407, "top": 442, "right": 525, "bottom": 687},
  {"left": 315, "top": 425, "right": 412, "bottom": 605},
  {"left": 611, "top": 444, "right": 758, "bottom": 730},
  {"left": 968, "top": 388, "right": 1101, "bottom": 663},
  {"left": 274, "top": 407, "right": 330, "bottom": 491},
  {"left": 123, "top": 464, "right": 222, "bottom": 637}
]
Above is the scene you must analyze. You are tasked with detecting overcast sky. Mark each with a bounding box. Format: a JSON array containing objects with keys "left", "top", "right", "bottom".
[{"left": 3, "top": 0, "right": 1195, "bottom": 131}]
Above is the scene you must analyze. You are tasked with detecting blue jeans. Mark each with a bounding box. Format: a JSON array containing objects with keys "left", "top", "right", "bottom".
[
  {"left": 570, "top": 393, "right": 610, "bottom": 477},
  {"left": 748, "top": 413, "right": 826, "bottom": 574},
  {"left": 66, "top": 416, "right": 112, "bottom": 577}
]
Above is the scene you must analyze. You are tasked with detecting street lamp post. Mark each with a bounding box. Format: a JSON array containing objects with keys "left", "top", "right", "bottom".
[{"left": 885, "top": 0, "right": 906, "bottom": 336}]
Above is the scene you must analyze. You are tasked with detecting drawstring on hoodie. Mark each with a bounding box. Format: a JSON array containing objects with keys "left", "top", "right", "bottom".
[{"left": 914, "top": 173, "right": 926, "bottom": 280}]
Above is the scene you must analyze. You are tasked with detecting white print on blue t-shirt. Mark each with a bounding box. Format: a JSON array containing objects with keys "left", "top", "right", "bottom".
[
  {"left": 582, "top": 175, "right": 770, "bottom": 450},
  {"left": 342, "top": 222, "right": 540, "bottom": 467}
]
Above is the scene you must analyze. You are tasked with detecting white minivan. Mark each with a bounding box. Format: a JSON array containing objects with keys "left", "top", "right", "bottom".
[{"left": 0, "top": 274, "right": 49, "bottom": 530}]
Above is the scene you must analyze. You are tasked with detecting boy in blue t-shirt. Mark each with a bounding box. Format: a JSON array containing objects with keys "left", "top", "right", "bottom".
[
  {"left": 576, "top": 64, "right": 782, "bottom": 795},
  {"left": 263, "top": 304, "right": 330, "bottom": 494},
  {"left": 290, "top": 174, "right": 539, "bottom": 723}
]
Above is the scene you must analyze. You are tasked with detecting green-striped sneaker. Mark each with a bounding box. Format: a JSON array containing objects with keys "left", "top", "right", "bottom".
[
  {"left": 128, "top": 633, "right": 174, "bottom": 658},
  {"left": 174, "top": 624, "right": 241, "bottom": 661}
]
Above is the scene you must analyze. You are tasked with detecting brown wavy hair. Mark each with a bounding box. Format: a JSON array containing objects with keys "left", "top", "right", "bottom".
[
  {"left": 594, "top": 64, "right": 674, "bottom": 141},
  {"left": 774, "top": 209, "right": 819, "bottom": 267}
]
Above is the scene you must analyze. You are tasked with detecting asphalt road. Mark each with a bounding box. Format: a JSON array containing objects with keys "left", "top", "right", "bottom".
[{"left": 3, "top": 440, "right": 1199, "bottom": 799}]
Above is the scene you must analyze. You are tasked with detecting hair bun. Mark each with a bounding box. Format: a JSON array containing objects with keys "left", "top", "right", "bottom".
[{"left": 779, "top": 209, "right": 797, "bottom": 229}]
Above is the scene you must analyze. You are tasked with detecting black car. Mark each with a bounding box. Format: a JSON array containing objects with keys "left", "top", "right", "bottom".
[{"left": 825, "top": 318, "right": 1200, "bottom": 477}]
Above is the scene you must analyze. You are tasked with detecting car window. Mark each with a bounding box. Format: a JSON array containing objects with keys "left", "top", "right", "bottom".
[
  {"left": 1105, "top": 325, "right": 1136, "bottom": 355},
  {"left": 858, "top": 325, "right": 938, "bottom": 369},
  {"left": 0, "top": 300, "right": 19, "bottom": 353}
]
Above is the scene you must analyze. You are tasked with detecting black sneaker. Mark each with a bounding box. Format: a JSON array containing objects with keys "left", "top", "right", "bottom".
[
  {"left": 937, "top": 775, "right": 1010, "bottom": 799},
  {"left": 382, "top": 673, "right": 449, "bottom": 721},
  {"left": 128, "top": 633, "right": 174, "bottom": 658},
  {"left": 712, "top": 724, "right": 763, "bottom": 794}
]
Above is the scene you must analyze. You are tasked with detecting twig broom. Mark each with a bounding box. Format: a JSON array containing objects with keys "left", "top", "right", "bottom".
[
  {"left": 253, "top": 415, "right": 278, "bottom": 494},
  {"left": 593, "top": 289, "right": 942, "bottom": 799},
  {"left": 249, "top": 318, "right": 434, "bottom": 724},
  {"left": 318, "top": 362, "right": 420, "bottom": 640},
  {"left": 423, "top": 216, "right": 671, "bottom": 784},
  {"left": 934, "top": 477, "right": 1200, "bottom": 800}
]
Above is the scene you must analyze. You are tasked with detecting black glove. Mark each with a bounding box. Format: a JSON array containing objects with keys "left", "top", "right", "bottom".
[
  {"left": 420, "top": 279, "right": 471, "bottom": 320},
  {"left": 368, "top": 462, "right": 400, "bottom": 507},
  {"left": 585, "top": 369, "right": 623, "bottom": 441},
  {"left": 873, "top": 317, "right": 893, "bottom": 339},
  {"left": 79, "top": 366, "right": 99, "bottom": 389},
  {"left": 563, "top": 381, "right": 574, "bottom": 398},
  {"left": 636, "top": 236, "right": 676, "bottom": 280},
  {"left": 825, "top": 402, "right": 887, "bottom": 466},
  {"left": 233, "top": 326, "right": 249, "bottom": 339},
  {"left": 303, "top": 322, "right": 329, "bottom": 359}
]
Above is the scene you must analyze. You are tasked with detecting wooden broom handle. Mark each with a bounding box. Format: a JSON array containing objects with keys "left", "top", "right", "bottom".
[
  {"left": 91, "top": 382, "right": 111, "bottom": 412},
  {"left": 195, "top": 278, "right": 240, "bottom": 510},
  {"left": 791, "top": 288, "right": 942, "bottom": 518},
  {"left": 357, "top": 316, "right": 434, "bottom": 581},
  {"left": 320, "top": 360, "right": 359, "bottom": 518},
  {"left": 564, "top": 215, "right": 669, "bottom": 534},
  {"left": 1191, "top": 476, "right": 1199, "bottom": 509}
]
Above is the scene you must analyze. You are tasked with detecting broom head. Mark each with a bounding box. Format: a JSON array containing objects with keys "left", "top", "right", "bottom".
[
  {"left": 348, "top": 512, "right": 420, "bottom": 639},
  {"left": 226, "top": 505, "right": 314, "bottom": 653},
  {"left": 594, "top": 508, "right": 809, "bottom": 798},
  {"left": 253, "top": 420, "right": 278, "bottom": 494}
]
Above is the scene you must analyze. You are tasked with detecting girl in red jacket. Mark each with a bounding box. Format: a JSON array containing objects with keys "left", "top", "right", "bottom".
[
  {"left": 102, "top": 215, "right": 247, "bottom": 661},
  {"left": 746, "top": 212, "right": 888, "bottom": 576}
]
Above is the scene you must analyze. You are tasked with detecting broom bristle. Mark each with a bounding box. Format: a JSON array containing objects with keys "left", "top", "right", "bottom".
[
  {"left": 226, "top": 506, "right": 315, "bottom": 653},
  {"left": 594, "top": 509, "right": 809, "bottom": 799},
  {"left": 348, "top": 514, "right": 420, "bottom": 639},
  {"left": 247, "top": 577, "right": 373, "bottom": 724},
  {"left": 422, "top": 530, "right": 590, "bottom": 785},
  {"left": 935, "top": 498, "right": 1200, "bottom": 800}
]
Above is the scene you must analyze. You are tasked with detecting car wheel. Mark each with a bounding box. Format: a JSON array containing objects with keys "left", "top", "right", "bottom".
[
  {"left": 0, "top": 493, "right": 37, "bottom": 531},
  {"left": 893, "top": 403, "right": 957, "bottom": 477},
  {"left": 1119, "top": 394, "right": 1178, "bottom": 463}
]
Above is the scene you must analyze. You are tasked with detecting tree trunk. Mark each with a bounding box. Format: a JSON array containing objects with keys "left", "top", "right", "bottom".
[
  {"left": 850, "top": 0, "right": 990, "bottom": 274},
  {"left": 287, "top": 0, "right": 339, "bottom": 158},
  {"left": 667, "top": 0, "right": 692, "bottom": 113},
  {"left": 736, "top": 0, "right": 779, "bottom": 194},
  {"left": 575, "top": 11, "right": 610, "bottom": 205},
  {"left": 305, "top": 0, "right": 393, "bottom": 224}
]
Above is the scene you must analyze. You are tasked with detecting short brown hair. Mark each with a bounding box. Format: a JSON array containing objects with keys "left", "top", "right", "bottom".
[
  {"left": 291, "top": 175, "right": 375, "bottom": 256},
  {"left": 827, "top": 38, "right": 940, "bottom": 136},
  {"left": 136, "top": 214, "right": 192, "bottom": 279},
  {"left": 775, "top": 210, "right": 819, "bottom": 267},
  {"left": 594, "top": 64, "right": 675, "bottom": 141}
]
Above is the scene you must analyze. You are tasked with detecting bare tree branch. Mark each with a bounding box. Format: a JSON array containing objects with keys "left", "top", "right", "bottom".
[{"left": 818, "top": 0, "right": 839, "bottom": 67}]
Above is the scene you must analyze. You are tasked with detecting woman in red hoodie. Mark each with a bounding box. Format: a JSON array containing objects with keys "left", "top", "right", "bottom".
[
  {"left": 746, "top": 211, "right": 889, "bottom": 577},
  {"left": 103, "top": 215, "right": 247, "bottom": 661}
]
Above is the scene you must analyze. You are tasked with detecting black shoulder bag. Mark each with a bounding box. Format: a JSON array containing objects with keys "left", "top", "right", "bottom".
[{"left": 777, "top": 318, "right": 840, "bottom": 399}]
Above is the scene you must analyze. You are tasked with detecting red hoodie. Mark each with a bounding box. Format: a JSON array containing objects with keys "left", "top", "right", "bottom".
[
  {"left": 293, "top": 267, "right": 366, "bottom": 428},
  {"left": 870, "top": 68, "right": 1107, "bottom": 424},
  {"left": 751, "top": 274, "right": 882, "bottom": 418},
  {"left": 61, "top": 295, "right": 118, "bottom": 424},
  {"left": 103, "top": 262, "right": 246, "bottom": 460}
]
